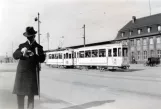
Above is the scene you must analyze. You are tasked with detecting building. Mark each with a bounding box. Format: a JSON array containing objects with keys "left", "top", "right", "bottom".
[{"left": 115, "top": 13, "right": 161, "bottom": 63}]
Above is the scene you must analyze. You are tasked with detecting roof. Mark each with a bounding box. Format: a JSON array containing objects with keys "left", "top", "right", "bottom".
[
  {"left": 44, "top": 40, "right": 114, "bottom": 52},
  {"left": 120, "top": 13, "right": 161, "bottom": 31}
]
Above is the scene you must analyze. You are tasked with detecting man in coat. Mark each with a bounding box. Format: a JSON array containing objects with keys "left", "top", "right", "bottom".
[{"left": 13, "top": 26, "right": 45, "bottom": 109}]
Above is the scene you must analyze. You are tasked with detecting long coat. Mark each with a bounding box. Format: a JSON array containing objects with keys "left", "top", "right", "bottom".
[{"left": 13, "top": 41, "right": 45, "bottom": 95}]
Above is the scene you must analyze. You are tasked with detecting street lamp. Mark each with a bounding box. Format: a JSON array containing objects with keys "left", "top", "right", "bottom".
[{"left": 35, "top": 13, "right": 41, "bottom": 44}]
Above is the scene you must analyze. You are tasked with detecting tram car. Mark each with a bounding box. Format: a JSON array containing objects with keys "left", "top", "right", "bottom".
[
  {"left": 45, "top": 43, "right": 130, "bottom": 70},
  {"left": 45, "top": 50, "right": 63, "bottom": 67},
  {"left": 73, "top": 43, "right": 130, "bottom": 70},
  {"left": 45, "top": 49, "right": 74, "bottom": 68}
]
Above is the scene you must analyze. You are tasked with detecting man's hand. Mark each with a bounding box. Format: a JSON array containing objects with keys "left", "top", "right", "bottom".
[{"left": 21, "top": 47, "right": 28, "bottom": 57}]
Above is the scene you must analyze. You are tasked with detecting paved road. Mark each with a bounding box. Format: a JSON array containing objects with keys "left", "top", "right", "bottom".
[{"left": 0, "top": 63, "right": 161, "bottom": 109}]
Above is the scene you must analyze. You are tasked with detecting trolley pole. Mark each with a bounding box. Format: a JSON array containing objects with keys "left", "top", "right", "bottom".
[{"left": 82, "top": 24, "right": 86, "bottom": 47}]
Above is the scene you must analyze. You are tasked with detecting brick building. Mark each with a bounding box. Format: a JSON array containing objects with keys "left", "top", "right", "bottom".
[{"left": 115, "top": 13, "right": 161, "bottom": 63}]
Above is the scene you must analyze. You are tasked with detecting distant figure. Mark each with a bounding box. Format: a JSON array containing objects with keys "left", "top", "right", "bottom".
[
  {"left": 13, "top": 26, "right": 45, "bottom": 109},
  {"left": 132, "top": 56, "right": 136, "bottom": 64}
]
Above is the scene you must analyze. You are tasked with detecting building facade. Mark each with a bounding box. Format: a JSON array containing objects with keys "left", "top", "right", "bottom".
[{"left": 115, "top": 14, "right": 161, "bottom": 63}]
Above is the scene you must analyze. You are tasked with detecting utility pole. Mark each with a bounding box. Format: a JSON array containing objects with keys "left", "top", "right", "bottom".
[
  {"left": 47, "top": 32, "right": 50, "bottom": 50},
  {"left": 149, "top": 0, "right": 151, "bottom": 16},
  {"left": 82, "top": 24, "right": 86, "bottom": 47},
  {"left": 12, "top": 42, "right": 13, "bottom": 62},
  {"left": 35, "top": 13, "right": 41, "bottom": 44},
  {"left": 12, "top": 42, "right": 13, "bottom": 55}
]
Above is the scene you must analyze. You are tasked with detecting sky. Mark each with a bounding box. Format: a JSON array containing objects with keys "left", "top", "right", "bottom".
[{"left": 0, "top": 0, "right": 161, "bottom": 57}]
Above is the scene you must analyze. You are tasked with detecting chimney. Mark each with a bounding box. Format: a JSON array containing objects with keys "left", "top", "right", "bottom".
[{"left": 132, "top": 16, "right": 136, "bottom": 23}]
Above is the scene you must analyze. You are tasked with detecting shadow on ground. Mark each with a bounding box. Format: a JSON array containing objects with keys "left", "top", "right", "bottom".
[
  {"left": 0, "top": 89, "right": 70, "bottom": 109},
  {"left": 60, "top": 100, "right": 115, "bottom": 109},
  {"left": 108, "top": 68, "right": 144, "bottom": 72}
]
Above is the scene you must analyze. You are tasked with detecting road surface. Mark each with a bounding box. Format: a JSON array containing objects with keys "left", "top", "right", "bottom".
[{"left": 0, "top": 63, "right": 161, "bottom": 109}]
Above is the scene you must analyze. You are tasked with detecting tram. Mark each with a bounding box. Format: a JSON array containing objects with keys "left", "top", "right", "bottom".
[{"left": 45, "top": 43, "right": 130, "bottom": 70}]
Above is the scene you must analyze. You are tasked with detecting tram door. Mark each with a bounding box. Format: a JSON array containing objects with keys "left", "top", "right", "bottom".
[
  {"left": 73, "top": 52, "right": 77, "bottom": 66},
  {"left": 113, "top": 48, "right": 117, "bottom": 66},
  {"left": 107, "top": 48, "right": 113, "bottom": 66},
  {"left": 72, "top": 51, "right": 74, "bottom": 66},
  {"left": 122, "top": 47, "right": 129, "bottom": 65}
]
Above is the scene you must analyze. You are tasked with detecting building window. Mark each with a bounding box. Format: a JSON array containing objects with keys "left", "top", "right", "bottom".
[
  {"left": 137, "top": 39, "right": 140, "bottom": 46},
  {"left": 157, "top": 50, "right": 161, "bottom": 58},
  {"left": 143, "top": 38, "right": 147, "bottom": 46},
  {"left": 121, "top": 32, "right": 125, "bottom": 37},
  {"left": 137, "top": 51, "right": 141, "bottom": 60},
  {"left": 150, "top": 37, "right": 153, "bottom": 44},
  {"left": 158, "top": 25, "right": 161, "bottom": 31},
  {"left": 130, "top": 39, "right": 134, "bottom": 46},
  {"left": 147, "top": 27, "right": 151, "bottom": 33},
  {"left": 143, "top": 51, "right": 147, "bottom": 59},
  {"left": 150, "top": 50, "right": 154, "bottom": 57},
  {"left": 138, "top": 29, "right": 142, "bottom": 34},
  {"left": 157, "top": 36, "right": 161, "bottom": 44},
  {"left": 129, "top": 30, "right": 133, "bottom": 36}
]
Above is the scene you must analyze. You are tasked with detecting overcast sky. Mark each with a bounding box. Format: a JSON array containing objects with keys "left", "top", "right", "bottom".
[{"left": 0, "top": 0, "right": 161, "bottom": 56}]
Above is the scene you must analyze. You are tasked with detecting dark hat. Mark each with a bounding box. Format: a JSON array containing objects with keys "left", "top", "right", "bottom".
[{"left": 23, "top": 26, "right": 37, "bottom": 37}]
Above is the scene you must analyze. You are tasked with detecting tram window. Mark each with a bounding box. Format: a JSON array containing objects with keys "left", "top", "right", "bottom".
[
  {"left": 53, "top": 54, "right": 55, "bottom": 59},
  {"left": 69, "top": 54, "right": 71, "bottom": 59},
  {"left": 118, "top": 48, "right": 121, "bottom": 57},
  {"left": 113, "top": 48, "right": 117, "bottom": 57},
  {"left": 59, "top": 53, "right": 62, "bottom": 59},
  {"left": 74, "top": 52, "right": 76, "bottom": 58},
  {"left": 77, "top": 52, "right": 79, "bottom": 58},
  {"left": 55, "top": 54, "right": 58, "bottom": 59},
  {"left": 85, "top": 50, "right": 91, "bottom": 58},
  {"left": 54, "top": 54, "right": 55, "bottom": 59},
  {"left": 66, "top": 53, "right": 68, "bottom": 59},
  {"left": 92, "top": 50, "right": 98, "bottom": 57},
  {"left": 64, "top": 54, "right": 65, "bottom": 59},
  {"left": 108, "top": 49, "right": 112, "bottom": 57},
  {"left": 79, "top": 51, "right": 84, "bottom": 58},
  {"left": 123, "top": 48, "right": 128, "bottom": 57},
  {"left": 49, "top": 54, "right": 52, "bottom": 59},
  {"left": 52, "top": 54, "right": 54, "bottom": 59},
  {"left": 99, "top": 49, "right": 106, "bottom": 57},
  {"left": 72, "top": 53, "right": 74, "bottom": 58}
]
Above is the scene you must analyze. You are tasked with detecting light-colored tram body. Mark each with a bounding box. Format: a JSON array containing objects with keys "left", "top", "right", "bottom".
[
  {"left": 73, "top": 43, "right": 130, "bottom": 69},
  {"left": 45, "top": 49, "right": 74, "bottom": 68},
  {"left": 45, "top": 43, "right": 130, "bottom": 69}
]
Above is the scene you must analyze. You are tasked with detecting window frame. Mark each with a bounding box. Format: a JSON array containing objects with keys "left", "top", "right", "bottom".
[{"left": 99, "top": 49, "right": 106, "bottom": 57}]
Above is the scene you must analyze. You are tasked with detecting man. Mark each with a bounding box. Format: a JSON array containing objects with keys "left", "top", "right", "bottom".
[{"left": 13, "top": 26, "right": 45, "bottom": 109}]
